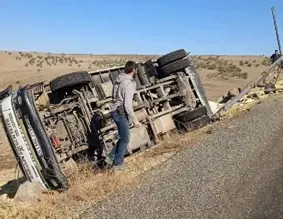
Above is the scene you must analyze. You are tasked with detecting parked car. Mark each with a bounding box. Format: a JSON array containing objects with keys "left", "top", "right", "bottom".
[{"left": 0, "top": 49, "right": 212, "bottom": 190}]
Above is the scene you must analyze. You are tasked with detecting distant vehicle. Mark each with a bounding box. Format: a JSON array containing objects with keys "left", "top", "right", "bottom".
[{"left": 0, "top": 49, "right": 213, "bottom": 190}]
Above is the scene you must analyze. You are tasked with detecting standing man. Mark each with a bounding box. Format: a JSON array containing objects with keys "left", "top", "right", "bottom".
[
  {"left": 270, "top": 49, "right": 280, "bottom": 64},
  {"left": 104, "top": 61, "right": 141, "bottom": 171}
]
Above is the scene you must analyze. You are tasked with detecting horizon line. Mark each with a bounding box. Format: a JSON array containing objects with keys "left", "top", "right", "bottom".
[{"left": 0, "top": 49, "right": 269, "bottom": 57}]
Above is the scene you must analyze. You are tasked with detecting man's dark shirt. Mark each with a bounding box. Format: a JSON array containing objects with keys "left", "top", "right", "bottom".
[{"left": 270, "top": 53, "right": 280, "bottom": 63}]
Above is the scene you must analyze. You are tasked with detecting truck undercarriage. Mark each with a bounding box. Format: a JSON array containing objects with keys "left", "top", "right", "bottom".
[{"left": 0, "top": 49, "right": 215, "bottom": 190}]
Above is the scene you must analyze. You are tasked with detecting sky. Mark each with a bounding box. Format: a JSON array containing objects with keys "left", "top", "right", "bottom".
[{"left": 0, "top": 0, "right": 283, "bottom": 55}]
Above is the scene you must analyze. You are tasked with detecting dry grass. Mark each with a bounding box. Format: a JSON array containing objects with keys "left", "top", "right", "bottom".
[
  {"left": 222, "top": 101, "right": 259, "bottom": 118},
  {"left": 192, "top": 55, "right": 268, "bottom": 81},
  {"left": 221, "top": 82, "right": 283, "bottom": 119},
  {"left": 195, "top": 56, "right": 248, "bottom": 80}
]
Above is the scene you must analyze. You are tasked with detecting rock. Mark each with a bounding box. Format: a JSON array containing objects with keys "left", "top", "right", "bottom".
[
  {"left": 0, "top": 193, "right": 8, "bottom": 201},
  {"left": 216, "top": 96, "right": 224, "bottom": 103},
  {"left": 205, "top": 129, "right": 212, "bottom": 134},
  {"left": 247, "top": 93, "right": 259, "bottom": 99},
  {"left": 227, "top": 88, "right": 240, "bottom": 97},
  {"left": 251, "top": 93, "right": 259, "bottom": 98},
  {"left": 217, "top": 88, "right": 240, "bottom": 104},
  {"left": 243, "top": 98, "right": 255, "bottom": 103},
  {"left": 14, "top": 181, "right": 46, "bottom": 204}
]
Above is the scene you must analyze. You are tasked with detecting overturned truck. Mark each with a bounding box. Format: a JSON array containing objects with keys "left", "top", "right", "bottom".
[{"left": 0, "top": 49, "right": 213, "bottom": 190}]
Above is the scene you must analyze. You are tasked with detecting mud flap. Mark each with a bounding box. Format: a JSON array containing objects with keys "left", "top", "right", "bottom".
[
  {"left": 186, "top": 115, "right": 211, "bottom": 131},
  {"left": 175, "top": 106, "right": 208, "bottom": 123},
  {"left": 176, "top": 115, "right": 211, "bottom": 132}
]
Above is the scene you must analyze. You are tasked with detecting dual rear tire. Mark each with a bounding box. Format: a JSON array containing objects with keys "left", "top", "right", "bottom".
[{"left": 157, "top": 49, "right": 191, "bottom": 76}]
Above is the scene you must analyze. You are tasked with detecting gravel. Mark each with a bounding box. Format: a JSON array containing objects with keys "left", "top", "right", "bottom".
[{"left": 80, "top": 95, "right": 283, "bottom": 219}]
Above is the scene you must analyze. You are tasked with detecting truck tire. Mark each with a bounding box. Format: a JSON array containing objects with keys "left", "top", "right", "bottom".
[
  {"left": 157, "top": 49, "right": 187, "bottom": 67},
  {"left": 144, "top": 60, "right": 158, "bottom": 83},
  {"left": 137, "top": 63, "right": 150, "bottom": 86},
  {"left": 50, "top": 71, "right": 92, "bottom": 92},
  {"left": 175, "top": 106, "right": 207, "bottom": 123},
  {"left": 161, "top": 58, "right": 191, "bottom": 76},
  {"left": 134, "top": 75, "right": 144, "bottom": 90},
  {"left": 184, "top": 62, "right": 213, "bottom": 117}
]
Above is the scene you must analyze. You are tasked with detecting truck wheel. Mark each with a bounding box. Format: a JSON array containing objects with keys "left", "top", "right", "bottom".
[
  {"left": 157, "top": 49, "right": 187, "bottom": 67},
  {"left": 175, "top": 106, "right": 207, "bottom": 123},
  {"left": 50, "top": 71, "right": 92, "bottom": 92},
  {"left": 184, "top": 62, "right": 213, "bottom": 117},
  {"left": 134, "top": 75, "right": 144, "bottom": 90},
  {"left": 137, "top": 63, "right": 151, "bottom": 86},
  {"left": 161, "top": 58, "right": 191, "bottom": 76},
  {"left": 144, "top": 59, "right": 158, "bottom": 83}
]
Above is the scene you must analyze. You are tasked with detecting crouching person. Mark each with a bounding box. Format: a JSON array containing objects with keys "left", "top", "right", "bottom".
[{"left": 104, "top": 61, "right": 141, "bottom": 171}]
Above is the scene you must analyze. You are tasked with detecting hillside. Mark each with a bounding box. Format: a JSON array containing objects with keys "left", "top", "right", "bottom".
[{"left": 0, "top": 51, "right": 271, "bottom": 100}]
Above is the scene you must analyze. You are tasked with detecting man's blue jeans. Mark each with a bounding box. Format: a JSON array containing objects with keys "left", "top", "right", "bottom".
[{"left": 107, "top": 110, "right": 130, "bottom": 166}]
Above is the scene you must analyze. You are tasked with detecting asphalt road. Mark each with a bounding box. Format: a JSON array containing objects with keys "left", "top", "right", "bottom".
[{"left": 80, "top": 95, "right": 283, "bottom": 219}]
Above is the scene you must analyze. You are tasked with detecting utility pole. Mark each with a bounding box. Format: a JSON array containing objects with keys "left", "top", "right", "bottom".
[{"left": 271, "top": 6, "right": 282, "bottom": 55}]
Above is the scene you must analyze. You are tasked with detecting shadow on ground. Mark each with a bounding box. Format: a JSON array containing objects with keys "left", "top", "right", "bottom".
[{"left": 0, "top": 177, "right": 25, "bottom": 198}]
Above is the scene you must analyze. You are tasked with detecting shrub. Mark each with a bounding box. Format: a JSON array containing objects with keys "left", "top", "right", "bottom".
[
  {"left": 241, "top": 72, "right": 248, "bottom": 79},
  {"left": 261, "top": 58, "right": 271, "bottom": 66},
  {"left": 207, "top": 63, "right": 217, "bottom": 70}
]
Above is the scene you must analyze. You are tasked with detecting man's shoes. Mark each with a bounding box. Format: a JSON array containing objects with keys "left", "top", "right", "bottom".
[
  {"left": 101, "top": 158, "right": 113, "bottom": 172},
  {"left": 104, "top": 156, "right": 113, "bottom": 165},
  {"left": 101, "top": 156, "right": 124, "bottom": 173},
  {"left": 104, "top": 162, "right": 113, "bottom": 170},
  {"left": 113, "top": 165, "right": 124, "bottom": 173}
]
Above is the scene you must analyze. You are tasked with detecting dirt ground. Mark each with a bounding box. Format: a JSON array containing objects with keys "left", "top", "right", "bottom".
[{"left": 0, "top": 51, "right": 270, "bottom": 187}]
